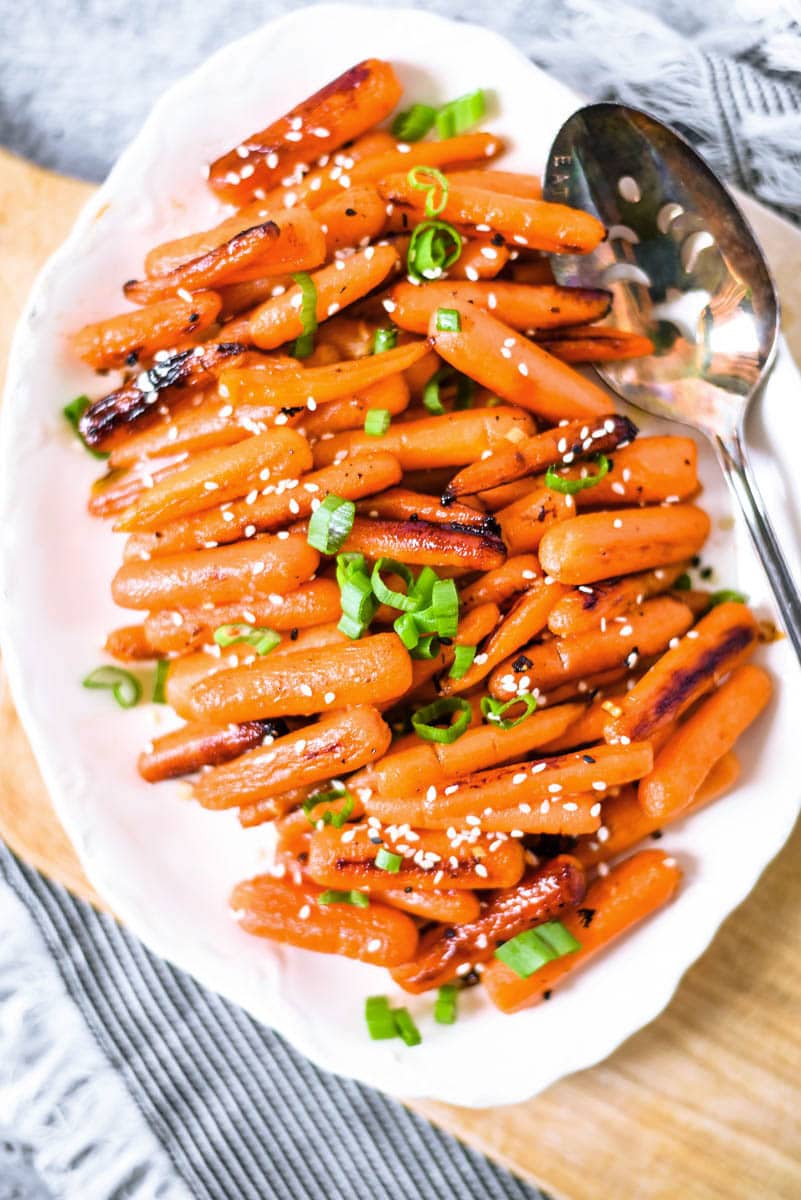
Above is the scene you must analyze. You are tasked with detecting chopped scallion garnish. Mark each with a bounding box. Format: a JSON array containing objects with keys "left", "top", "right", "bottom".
[
  {"left": 373, "top": 327, "right": 398, "bottom": 354},
  {"left": 318, "top": 889, "right": 369, "bottom": 908},
  {"left": 82, "top": 665, "right": 141, "bottom": 709},
  {"left": 303, "top": 785, "right": 355, "bottom": 829},
  {"left": 365, "top": 995, "right": 396, "bottom": 1040},
  {"left": 411, "top": 697, "right": 472, "bottom": 744},
  {"left": 494, "top": 920, "right": 581, "bottom": 979},
  {"left": 291, "top": 271, "right": 318, "bottom": 359},
  {"left": 545, "top": 453, "right": 610, "bottom": 495},
  {"left": 307, "top": 494, "right": 355, "bottom": 554},
  {"left": 435, "top": 89, "right": 487, "bottom": 139},
  {"left": 152, "top": 659, "right": 169, "bottom": 703},
  {"left": 407, "top": 220, "right": 462, "bottom": 282},
  {"left": 364, "top": 408, "right": 391, "bottom": 436},
  {"left": 371, "top": 557, "right": 417, "bottom": 612},
  {"left": 480, "top": 693, "right": 538, "bottom": 730},
  {"left": 63, "top": 394, "right": 109, "bottom": 460},
  {"left": 449, "top": 644, "right": 476, "bottom": 680},
  {"left": 709, "top": 588, "right": 748, "bottom": 606},
  {"left": 393, "top": 1007, "right": 422, "bottom": 1046},
  {"left": 407, "top": 165, "right": 449, "bottom": 218},
  {"left": 435, "top": 307, "right": 461, "bottom": 333},
  {"left": 336, "top": 552, "right": 377, "bottom": 639},
  {"left": 213, "top": 623, "right": 281, "bottom": 655},
  {"left": 434, "top": 984, "right": 458, "bottom": 1025},
  {"left": 375, "top": 847, "right": 403, "bottom": 873},
  {"left": 391, "top": 103, "right": 437, "bottom": 142}
]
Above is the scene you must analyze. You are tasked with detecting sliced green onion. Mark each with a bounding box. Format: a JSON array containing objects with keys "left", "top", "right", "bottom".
[
  {"left": 449, "top": 644, "right": 476, "bottom": 680},
  {"left": 454, "top": 374, "right": 475, "bottom": 410},
  {"left": 674, "top": 573, "right": 692, "bottom": 591},
  {"left": 373, "top": 327, "right": 398, "bottom": 354},
  {"left": 212, "top": 623, "right": 281, "bottom": 655},
  {"left": 365, "top": 995, "right": 396, "bottom": 1040},
  {"left": 710, "top": 588, "right": 748, "bottom": 606},
  {"left": 434, "top": 984, "right": 458, "bottom": 1025},
  {"left": 409, "top": 566, "right": 438, "bottom": 609},
  {"left": 371, "top": 558, "right": 417, "bottom": 611},
  {"left": 307, "top": 494, "right": 355, "bottom": 554},
  {"left": 318, "top": 889, "right": 369, "bottom": 908},
  {"left": 393, "top": 1007, "right": 422, "bottom": 1046},
  {"left": 422, "top": 366, "right": 474, "bottom": 414},
  {"left": 435, "top": 89, "right": 487, "bottom": 139},
  {"left": 303, "top": 785, "right": 355, "bottom": 829},
  {"left": 375, "top": 847, "right": 403, "bottom": 873},
  {"left": 364, "top": 408, "right": 391, "bottom": 437},
  {"left": 291, "top": 271, "right": 318, "bottom": 359},
  {"left": 493, "top": 920, "right": 581, "bottom": 979},
  {"left": 410, "top": 634, "right": 441, "bottom": 660},
  {"left": 407, "top": 220, "right": 462, "bottom": 282},
  {"left": 480, "top": 693, "right": 538, "bottom": 730},
  {"left": 435, "top": 307, "right": 461, "bottom": 333},
  {"left": 391, "top": 103, "right": 437, "bottom": 142},
  {"left": 336, "top": 552, "right": 377, "bottom": 638},
  {"left": 393, "top": 611, "right": 422, "bottom": 649},
  {"left": 152, "top": 659, "right": 169, "bottom": 703},
  {"left": 63, "top": 394, "right": 109, "bottom": 460},
  {"left": 82, "top": 666, "right": 141, "bottom": 709},
  {"left": 545, "top": 453, "right": 610, "bottom": 495},
  {"left": 407, "top": 165, "right": 449, "bottom": 217},
  {"left": 412, "top": 697, "right": 472, "bottom": 744},
  {"left": 413, "top": 577, "right": 459, "bottom": 638},
  {"left": 423, "top": 368, "right": 447, "bottom": 415}
]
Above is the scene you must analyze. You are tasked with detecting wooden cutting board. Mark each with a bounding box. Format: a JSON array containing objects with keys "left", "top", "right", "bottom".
[{"left": 2, "top": 145, "right": 800, "bottom": 1200}]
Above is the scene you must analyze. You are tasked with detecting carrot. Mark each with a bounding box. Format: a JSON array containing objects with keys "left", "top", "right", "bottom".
[
  {"left": 385, "top": 602, "right": 502, "bottom": 710},
  {"left": 381, "top": 888, "right": 481, "bottom": 925},
  {"left": 71, "top": 293, "right": 222, "bottom": 371},
  {"left": 509, "top": 258, "right": 555, "bottom": 285},
  {"left": 483, "top": 850, "right": 682, "bottom": 1012},
  {"left": 306, "top": 825, "right": 525, "bottom": 892},
  {"left": 313, "top": 407, "right": 535, "bottom": 471},
  {"left": 538, "top": 690, "right": 626, "bottom": 753},
  {"left": 79, "top": 341, "right": 250, "bottom": 450},
  {"left": 123, "top": 452, "right": 401, "bottom": 557},
  {"left": 113, "top": 427, "right": 312, "bottom": 532},
  {"left": 251, "top": 130, "right": 400, "bottom": 211},
  {"left": 315, "top": 184, "right": 387, "bottom": 254},
  {"left": 391, "top": 856, "right": 585, "bottom": 993},
  {"left": 575, "top": 752, "right": 741, "bottom": 870},
  {"left": 378, "top": 176, "right": 605, "bottom": 253},
  {"left": 351, "top": 131, "right": 502, "bottom": 186},
  {"left": 367, "top": 790, "right": 601, "bottom": 837},
  {"left": 488, "top": 596, "right": 693, "bottom": 700},
  {"left": 208, "top": 59, "right": 403, "bottom": 203},
  {"left": 429, "top": 305, "right": 614, "bottom": 423},
  {"left": 495, "top": 485, "right": 573, "bottom": 555},
  {"left": 111, "top": 531, "right": 318, "bottom": 611},
  {"left": 445, "top": 414, "right": 637, "bottom": 500},
  {"left": 475, "top": 477, "right": 538, "bottom": 512},
  {"left": 356, "top": 488, "right": 488, "bottom": 529},
  {"left": 389, "top": 281, "right": 611, "bottom": 337},
  {"left": 445, "top": 169, "right": 542, "bottom": 198},
  {"left": 193, "top": 706, "right": 390, "bottom": 810},
  {"left": 238, "top": 786, "right": 322, "bottom": 829},
  {"left": 546, "top": 562, "right": 689, "bottom": 637},
  {"left": 138, "top": 718, "right": 272, "bottom": 782},
  {"left": 459, "top": 554, "right": 541, "bottom": 611},
  {"left": 569, "top": 437, "right": 699, "bottom": 507},
  {"left": 298, "top": 375, "right": 410, "bottom": 438},
  {"left": 248, "top": 244, "right": 399, "bottom": 349},
  {"left": 448, "top": 238, "right": 511, "bottom": 281},
  {"left": 230, "top": 875, "right": 418, "bottom": 968},
  {"left": 539, "top": 505, "right": 711, "bottom": 585},
  {"left": 637, "top": 664, "right": 772, "bottom": 820},
  {"left": 88, "top": 458, "right": 187, "bottom": 519},
  {"left": 605, "top": 601, "right": 759, "bottom": 744},
  {"left": 402, "top": 347, "right": 440, "bottom": 397},
  {"left": 536, "top": 326, "right": 655, "bottom": 363},
  {"left": 186, "top": 632, "right": 412, "bottom": 723},
  {"left": 219, "top": 339, "right": 428, "bottom": 407},
  {"left": 104, "top": 624, "right": 155, "bottom": 662},
  {"left": 330, "top": 516, "right": 506, "bottom": 571}
]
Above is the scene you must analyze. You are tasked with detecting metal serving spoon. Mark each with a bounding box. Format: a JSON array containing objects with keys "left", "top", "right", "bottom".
[{"left": 544, "top": 102, "right": 801, "bottom": 661}]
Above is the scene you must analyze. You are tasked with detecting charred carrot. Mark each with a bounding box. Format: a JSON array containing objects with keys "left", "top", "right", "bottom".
[
  {"left": 459, "top": 555, "right": 541, "bottom": 611},
  {"left": 495, "top": 485, "right": 573, "bottom": 555},
  {"left": 357, "top": 488, "right": 487, "bottom": 528},
  {"left": 536, "top": 326, "right": 655, "bottom": 363},
  {"left": 331, "top": 516, "right": 506, "bottom": 571},
  {"left": 72, "top": 293, "right": 222, "bottom": 371},
  {"left": 546, "top": 563, "right": 689, "bottom": 637},
  {"left": 509, "top": 258, "right": 556, "bottom": 285},
  {"left": 138, "top": 718, "right": 272, "bottom": 782},
  {"left": 389, "top": 281, "right": 611, "bottom": 337}
]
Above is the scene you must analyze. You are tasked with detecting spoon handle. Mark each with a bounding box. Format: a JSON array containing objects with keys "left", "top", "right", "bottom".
[{"left": 715, "top": 430, "right": 801, "bottom": 663}]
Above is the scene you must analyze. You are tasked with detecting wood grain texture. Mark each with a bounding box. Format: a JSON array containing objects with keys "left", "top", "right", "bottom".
[{"left": 1, "top": 143, "right": 800, "bottom": 1199}]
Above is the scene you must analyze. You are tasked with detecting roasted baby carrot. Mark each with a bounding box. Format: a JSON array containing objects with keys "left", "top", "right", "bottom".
[
  {"left": 448, "top": 237, "right": 511, "bottom": 281},
  {"left": 238, "top": 785, "right": 325, "bottom": 830},
  {"left": 381, "top": 888, "right": 481, "bottom": 925},
  {"left": 356, "top": 488, "right": 488, "bottom": 528},
  {"left": 389, "top": 281, "right": 611, "bottom": 336},
  {"left": 546, "top": 563, "right": 689, "bottom": 637},
  {"left": 637, "top": 664, "right": 772, "bottom": 820},
  {"left": 459, "top": 555, "right": 541, "bottom": 611},
  {"left": 391, "top": 856, "right": 585, "bottom": 993},
  {"left": 538, "top": 505, "right": 711, "bottom": 585},
  {"left": 605, "top": 601, "right": 759, "bottom": 744},
  {"left": 429, "top": 305, "right": 614, "bottom": 423},
  {"left": 194, "top": 706, "right": 390, "bottom": 810},
  {"left": 352, "top": 131, "right": 502, "bottom": 185},
  {"left": 104, "top": 624, "right": 155, "bottom": 661},
  {"left": 494, "top": 486, "right": 573, "bottom": 555},
  {"left": 332, "top": 516, "right": 506, "bottom": 571},
  {"left": 230, "top": 875, "right": 418, "bottom": 968},
  {"left": 367, "top": 791, "right": 601, "bottom": 837},
  {"left": 187, "top": 633, "right": 412, "bottom": 723},
  {"left": 445, "top": 169, "right": 542, "bottom": 198},
  {"left": 483, "top": 851, "right": 681, "bottom": 1012},
  {"left": 316, "top": 184, "right": 387, "bottom": 254},
  {"left": 571, "top": 437, "right": 699, "bottom": 507},
  {"left": 112, "top": 532, "right": 318, "bottom": 611},
  {"left": 138, "top": 718, "right": 272, "bottom": 782},
  {"left": 71, "top": 292, "right": 222, "bottom": 370},
  {"left": 298, "top": 375, "right": 410, "bottom": 438},
  {"left": 536, "top": 326, "right": 655, "bottom": 363}
]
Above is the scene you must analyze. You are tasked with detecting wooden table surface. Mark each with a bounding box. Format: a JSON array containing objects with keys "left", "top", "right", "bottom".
[{"left": 1, "top": 145, "right": 800, "bottom": 1200}]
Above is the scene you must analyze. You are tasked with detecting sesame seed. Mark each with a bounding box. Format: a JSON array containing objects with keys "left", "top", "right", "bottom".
[
  {"left": 518, "top": 362, "right": 529, "bottom": 376},
  {"left": 592, "top": 780, "right": 607, "bottom": 791},
  {"left": 298, "top": 904, "right": 311, "bottom": 919},
  {"left": 474, "top": 863, "right": 489, "bottom": 878},
  {"left": 548, "top": 783, "right": 562, "bottom": 794},
  {"left": 512, "top": 773, "right": 526, "bottom": 785}
]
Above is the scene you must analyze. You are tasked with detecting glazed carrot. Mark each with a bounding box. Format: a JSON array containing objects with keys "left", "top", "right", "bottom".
[
  {"left": 219, "top": 339, "right": 428, "bottom": 407},
  {"left": 367, "top": 790, "right": 601, "bottom": 837},
  {"left": 238, "top": 785, "right": 322, "bottom": 830},
  {"left": 194, "top": 706, "right": 390, "bottom": 810},
  {"left": 536, "top": 326, "right": 655, "bottom": 363},
  {"left": 448, "top": 238, "right": 511, "bottom": 281},
  {"left": 538, "top": 505, "right": 711, "bottom": 585},
  {"left": 389, "top": 281, "right": 611, "bottom": 336},
  {"left": 445, "top": 414, "right": 637, "bottom": 500},
  {"left": 79, "top": 341, "right": 250, "bottom": 449},
  {"left": 391, "top": 856, "right": 585, "bottom": 993},
  {"left": 356, "top": 488, "right": 488, "bottom": 529},
  {"left": 445, "top": 169, "right": 542, "bottom": 198},
  {"left": 112, "top": 532, "right": 318, "bottom": 611},
  {"left": 230, "top": 875, "right": 418, "bottom": 968},
  {"left": 104, "top": 624, "right": 155, "bottom": 661},
  {"left": 379, "top": 176, "right": 605, "bottom": 253},
  {"left": 495, "top": 485, "right": 573, "bottom": 555},
  {"left": 509, "top": 258, "right": 555, "bottom": 285},
  {"left": 71, "top": 293, "right": 222, "bottom": 370},
  {"left": 187, "top": 633, "right": 412, "bottom": 723},
  {"left": 315, "top": 185, "right": 387, "bottom": 254},
  {"left": 250, "top": 129, "right": 401, "bottom": 212},
  {"left": 546, "top": 563, "right": 689, "bottom": 637},
  {"left": 429, "top": 305, "right": 614, "bottom": 423},
  {"left": 88, "top": 458, "right": 187, "bottom": 519},
  {"left": 483, "top": 851, "right": 681, "bottom": 1012},
  {"left": 381, "top": 888, "right": 481, "bottom": 925},
  {"left": 355, "top": 702, "right": 584, "bottom": 799},
  {"left": 123, "top": 452, "right": 401, "bottom": 557},
  {"left": 459, "top": 555, "right": 541, "bottom": 611},
  {"left": 475, "top": 477, "right": 539, "bottom": 512},
  {"left": 313, "top": 407, "right": 535, "bottom": 471},
  {"left": 248, "top": 244, "right": 399, "bottom": 349},
  {"left": 442, "top": 580, "right": 568, "bottom": 695},
  {"left": 539, "top": 690, "right": 626, "bottom": 753},
  {"left": 571, "top": 438, "right": 699, "bottom": 507},
  {"left": 638, "top": 664, "right": 772, "bottom": 820},
  {"left": 331, "top": 516, "right": 506, "bottom": 571},
  {"left": 298, "top": 375, "right": 410, "bottom": 438},
  {"left": 402, "top": 347, "right": 440, "bottom": 397},
  {"left": 138, "top": 718, "right": 272, "bottom": 783},
  {"left": 606, "top": 602, "right": 760, "bottom": 744},
  {"left": 351, "top": 131, "right": 502, "bottom": 186},
  {"left": 307, "top": 825, "right": 525, "bottom": 892},
  {"left": 114, "top": 427, "right": 312, "bottom": 532},
  {"left": 575, "top": 752, "right": 741, "bottom": 870},
  {"left": 488, "top": 596, "right": 694, "bottom": 700},
  {"left": 306, "top": 313, "right": 381, "bottom": 359}
]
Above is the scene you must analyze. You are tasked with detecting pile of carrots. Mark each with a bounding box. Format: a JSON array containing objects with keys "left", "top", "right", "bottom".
[{"left": 70, "top": 59, "right": 772, "bottom": 1029}]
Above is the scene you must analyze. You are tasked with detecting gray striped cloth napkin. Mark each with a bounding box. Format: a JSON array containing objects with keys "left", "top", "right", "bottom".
[{"left": 1, "top": 2, "right": 799, "bottom": 1197}]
